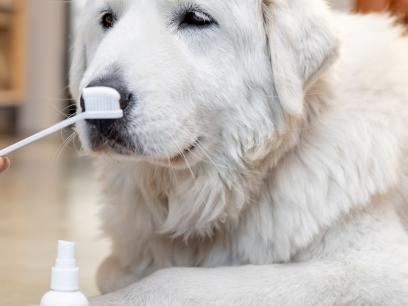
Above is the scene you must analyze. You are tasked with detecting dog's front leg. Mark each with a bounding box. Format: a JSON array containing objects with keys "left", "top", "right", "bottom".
[
  {"left": 90, "top": 260, "right": 408, "bottom": 306},
  {"left": 90, "top": 262, "right": 351, "bottom": 306}
]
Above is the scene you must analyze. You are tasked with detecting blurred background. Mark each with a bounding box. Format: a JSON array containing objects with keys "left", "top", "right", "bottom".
[{"left": 0, "top": 0, "right": 406, "bottom": 305}]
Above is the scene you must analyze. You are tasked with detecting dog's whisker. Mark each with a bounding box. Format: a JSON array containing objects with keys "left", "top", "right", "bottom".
[
  {"left": 167, "top": 156, "right": 179, "bottom": 185},
  {"left": 54, "top": 131, "right": 77, "bottom": 162},
  {"left": 177, "top": 128, "right": 225, "bottom": 169},
  {"left": 71, "top": 130, "right": 83, "bottom": 154},
  {"left": 175, "top": 127, "right": 225, "bottom": 172},
  {"left": 166, "top": 132, "right": 196, "bottom": 180},
  {"left": 177, "top": 126, "right": 268, "bottom": 178},
  {"left": 51, "top": 104, "right": 77, "bottom": 119}
]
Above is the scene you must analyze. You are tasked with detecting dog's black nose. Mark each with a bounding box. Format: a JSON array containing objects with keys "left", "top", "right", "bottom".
[{"left": 80, "top": 77, "right": 133, "bottom": 135}]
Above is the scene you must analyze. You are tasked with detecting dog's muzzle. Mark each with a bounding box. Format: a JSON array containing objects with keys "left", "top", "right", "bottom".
[{"left": 80, "top": 76, "right": 135, "bottom": 152}]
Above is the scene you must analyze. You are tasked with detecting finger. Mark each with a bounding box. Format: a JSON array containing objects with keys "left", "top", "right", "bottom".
[{"left": 0, "top": 157, "right": 10, "bottom": 172}]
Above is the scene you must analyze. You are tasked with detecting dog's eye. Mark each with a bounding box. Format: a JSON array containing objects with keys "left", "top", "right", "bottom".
[
  {"left": 180, "top": 11, "right": 214, "bottom": 28},
  {"left": 100, "top": 12, "right": 115, "bottom": 30}
]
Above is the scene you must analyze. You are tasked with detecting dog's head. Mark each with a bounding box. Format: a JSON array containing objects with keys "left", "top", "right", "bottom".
[{"left": 70, "top": 0, "right": 339, "bottom": 169}]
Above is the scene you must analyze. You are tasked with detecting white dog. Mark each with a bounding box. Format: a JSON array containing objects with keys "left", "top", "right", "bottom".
[{"left": 70, "top": 0, "right": 408, "bottom": 305}]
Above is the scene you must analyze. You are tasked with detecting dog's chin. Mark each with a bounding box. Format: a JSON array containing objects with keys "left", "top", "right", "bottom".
[{"left": 85, "top": 135, "right": 202, "bottom": 169}]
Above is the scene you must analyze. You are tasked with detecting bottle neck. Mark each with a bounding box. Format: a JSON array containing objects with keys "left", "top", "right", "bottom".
[{"left": 51, "top": 266, "right": 80, "bottom": 291}]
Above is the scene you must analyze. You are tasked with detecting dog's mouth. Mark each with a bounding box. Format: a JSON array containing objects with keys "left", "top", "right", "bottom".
[
  {"left": 86, "top": 124, "right": 137, "bottom": 155},
  {"left": 89, "top": 137, "right": 134, "bottom": 156},
  {"left": 87, "top": 129, "right": 201, "bottom": 165},
  {"left": 167, "top": 140, "right": 200, "bottom": 163}
]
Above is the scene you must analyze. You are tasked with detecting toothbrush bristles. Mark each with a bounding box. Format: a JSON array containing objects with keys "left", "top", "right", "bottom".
[
  {"left": 82, "top": 87, "right": 122, "bottom": 113},
  {"left": 85, "top": 96, "right": 121, "bottom": 112}
]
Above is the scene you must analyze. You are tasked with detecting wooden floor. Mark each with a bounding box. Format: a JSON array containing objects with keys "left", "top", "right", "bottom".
[{"left": 0, "top": 137, "right": 109, "bottom": 306}]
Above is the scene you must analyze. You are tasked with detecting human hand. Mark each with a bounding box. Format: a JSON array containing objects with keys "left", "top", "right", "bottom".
[{"left": 0, "top": 157, "right": 10, "bottom": 172}]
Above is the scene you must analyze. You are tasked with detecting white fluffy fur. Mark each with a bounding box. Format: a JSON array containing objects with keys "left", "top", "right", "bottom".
[{"left": 70, "top": 0, "right": 408, "bottom": 304}]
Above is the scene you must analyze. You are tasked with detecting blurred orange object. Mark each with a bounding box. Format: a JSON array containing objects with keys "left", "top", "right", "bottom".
[
  {"left": 356, "top": 0, "right": 408, "bottom": 24},
  {"left": 356, "top": 0, "right": 389, "bottom": 12},
  {"left": 391, "top": 0, "right": 408, "bottom": 23}
]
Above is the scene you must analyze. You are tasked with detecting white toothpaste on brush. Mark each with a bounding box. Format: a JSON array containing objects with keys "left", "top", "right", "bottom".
[{"left": 0, "top": 87, "right": 122, "bottom": 156}]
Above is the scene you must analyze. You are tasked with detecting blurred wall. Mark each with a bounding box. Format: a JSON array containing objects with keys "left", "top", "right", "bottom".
[{"left": 18, "top": 0, "right": 67, "bottom": 134}]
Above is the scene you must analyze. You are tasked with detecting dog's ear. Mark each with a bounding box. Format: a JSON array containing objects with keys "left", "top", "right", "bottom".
[
  {"left": 263, "top": 0, "right": 339, "bottom": 116},
  {"left": 69, "top": 30, "right": 87, "bottom": 100}
]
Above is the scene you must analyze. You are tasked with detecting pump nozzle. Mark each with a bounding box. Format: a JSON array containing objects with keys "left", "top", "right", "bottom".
[
  {"left": 55, "top": 241, "right": 76, "bottom": 268},
  {"left": 51, "top": 240, "right": 80, "bottom": 291},
  {"left": 58, "top": 241, "right": 75, "bottom": 259}
]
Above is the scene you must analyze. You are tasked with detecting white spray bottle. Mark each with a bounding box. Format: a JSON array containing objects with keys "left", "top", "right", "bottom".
[{"left": 40, "top": 240, "right": 89, "bottom": 306}]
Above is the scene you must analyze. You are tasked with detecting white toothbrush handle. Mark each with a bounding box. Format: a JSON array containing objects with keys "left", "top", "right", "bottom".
[{"left": 0, "top": 114, "right": 85, "bottom": 156}]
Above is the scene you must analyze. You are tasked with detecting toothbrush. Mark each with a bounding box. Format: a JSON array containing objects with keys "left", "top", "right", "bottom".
[{"left": 0, "top": 87, "right": 122, "bottom": 157}]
